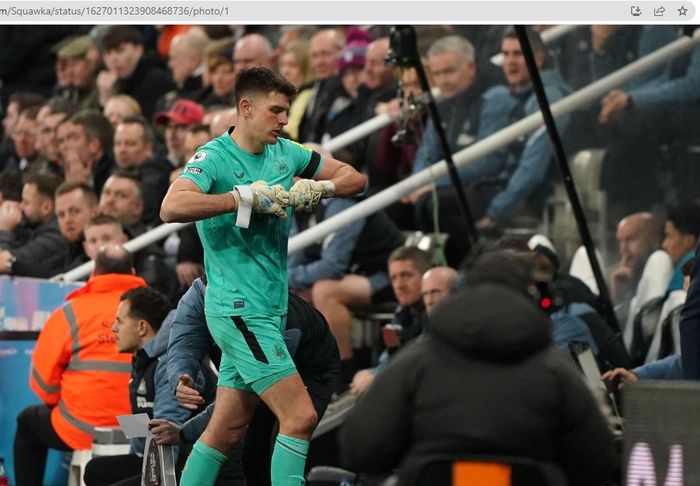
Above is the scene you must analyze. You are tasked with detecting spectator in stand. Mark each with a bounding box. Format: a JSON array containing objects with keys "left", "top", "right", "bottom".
[
  {"left": 279, "top": 41, "right": 314, "bottom": 140},
  {"left": 9, "top": 106, "right": 43, "bottom": 174},
  {"left": 0, "top": 172, "right": 68, "bottom": 278},
  {"left": 167, "top": 29, "right": 209, "bottom": 102},
  {"left": 201, "top": 40, "right": 236, "bottom": 108},
  {"left": 610, "top": 212, "right": 665, "bottom": 303},
  {"left": 103, "top": 94, "right": 142, "bottom": 128},
  {"left": 350, "top": 247, "right": 431, "bottom": 396},
  {"left": 98, "top": 169, "right": 146, "bottom": 236},
  {"left": 154, "top": 98, "right": 205, "bottom": 168},
  {"left": 113, "top": 116, "right": 171, "bottom": 226},
  {"left": 0, "top": 92, "right": 45, "bottom": 173},
  {"left": 55, "top": 181, "right": 99, "bottom": 271},
  {"left": 55, "top": 35, "right": 101, "bottom": 110},
  {"left": 662, "top": 206, "right": 700, "bottom": 293},
  {"left": 56, "top": 109, "right": 115, "bottom": 194},
  {"left": 232, "top": 33, "right": 275, "bottom": 76},
  {"left": 298, "top": 28, "right": 345, "bottom": 143},
  {"left": 35, "top": 97, "right": 79, "bottom": 174},
  {"left": 97, "top": 26, "right": 174, "bottom": 120},
  {"left": 421, "top": 266, "right": 458, "bottom": 314},
  {"left": 13, "top": 244, "right": 145, "bottom": 486}
]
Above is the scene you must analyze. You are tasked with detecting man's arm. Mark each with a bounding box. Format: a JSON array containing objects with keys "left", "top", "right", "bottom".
[
  {"left": 313, "top": 156, "right": 367, "bottom": 198},
  {"left": 160, "top": 178, "right": 237, "bottom": 223},
  {"left": 30, "top": 306, "right": 72, "bottom": 405}
]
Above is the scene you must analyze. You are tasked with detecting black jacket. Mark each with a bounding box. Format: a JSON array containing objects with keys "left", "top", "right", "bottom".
[
  {"left": 340, "top": 283, "right": 617, "bottom": 486},
  {"left": 0, "top": 217, "right": 69, "bottom": 278},
  {"left": 114, "top": 56, "right": 174, "bottom": 121}
]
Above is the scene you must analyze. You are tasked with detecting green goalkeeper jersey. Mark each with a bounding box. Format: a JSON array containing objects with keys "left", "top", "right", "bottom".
[{"left": 179, "top": 129, "right": 323, "bottom": 317}]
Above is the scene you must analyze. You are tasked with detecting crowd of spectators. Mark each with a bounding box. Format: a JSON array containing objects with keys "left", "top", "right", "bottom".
[{"left": 3, "top": 22, "right": 700, "bottom": 486}]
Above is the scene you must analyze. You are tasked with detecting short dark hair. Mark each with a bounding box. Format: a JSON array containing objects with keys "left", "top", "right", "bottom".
[
  {"left": 466, "top": 250, "right": 534, "bottom": 296},
  {"left": 101, "top": 26, "right": 144, "bottom": 51},
  {"left": 23, "top": 172, "right": 64, "bottom": 201},
  {"left": 8, "top": 92, "right": 46, "bottom": 114},
  {"left": 55, "top": 180, "right": 98, "bottom": 206},
  {"left": 107, "top": 168, "right": 142, "bottom": 200},
  {"left": 85, "top": 213, "right": 123, "bottom": 231},
  {"left": 119, "top": 115, "right": 156, "bottom": 146},
  {"left": 94, "top": 244, "right": 134, "bottom": 275},
  {"left": 502, "top": 27, "right": 545, "bottom": 54},
  {"left": 388, "top": 246, "right": 432, "bottom": 274},
  {"left": 682, "top": 258, "right": 695, "bottom": 277},
  {"left": 67, "top": 109, "right": 114, "bottom": 155},
  {"left": 43, "top": 97, "right": 79, "bottom": 117},
  {"left": 668, "top": 205, "right": 700, "bottom": 238},
  {"left": 234, "top": 67, "right": 296, "bottom": 106},
  {"left": 120, "top": 287, "right": 171, "bottom": 333}
]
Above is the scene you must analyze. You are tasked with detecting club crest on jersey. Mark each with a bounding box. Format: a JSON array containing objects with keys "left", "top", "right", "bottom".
[{"left": 275, "top": 160, "right": 288, "bottom": 173}]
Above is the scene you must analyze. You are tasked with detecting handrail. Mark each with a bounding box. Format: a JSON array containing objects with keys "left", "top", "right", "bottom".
[
  {"left": 53, "top": 29, "right": 700, "bottom": 281},
  {"left": 490, "top": 25, "right": 582, "bottom": 65}
]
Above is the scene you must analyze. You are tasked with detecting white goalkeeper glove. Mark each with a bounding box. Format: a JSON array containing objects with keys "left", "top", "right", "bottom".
[
  {"left": 231, "top": 181, "right": 289, "bottom": 227},
  {"left": 288, "top": 179, "right": 336, "bottom": 212}
]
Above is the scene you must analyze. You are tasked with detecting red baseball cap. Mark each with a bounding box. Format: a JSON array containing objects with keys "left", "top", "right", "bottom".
[{"left": 154, "top": 99, "right": 205, "bottom": 126}]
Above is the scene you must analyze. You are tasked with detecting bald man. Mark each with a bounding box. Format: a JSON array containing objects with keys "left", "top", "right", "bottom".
[
  {"left": 610, "top": 212, "right": 662, "bottom": 302},
  {"left": 233, "top": 33, "right": 274, "bottom": 75},
  {"left": 169, "top": 30, "right": 209, "bottom": 98},
  {"left": 421, "top": 266, "right": 458, "bottom": 314}
]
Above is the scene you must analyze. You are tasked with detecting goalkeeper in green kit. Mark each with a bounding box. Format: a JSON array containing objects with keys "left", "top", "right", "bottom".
[{"left": 160, "top": 67, "right": 366, "bottom": 486}]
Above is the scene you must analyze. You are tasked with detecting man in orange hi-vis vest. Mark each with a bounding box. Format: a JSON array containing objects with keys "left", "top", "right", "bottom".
[{"left": 13, "top": 244, "right": 147, "bottom": 486}]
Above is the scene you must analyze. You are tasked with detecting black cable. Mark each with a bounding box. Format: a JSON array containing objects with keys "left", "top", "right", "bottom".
[{"left": 514, "top": 25, "right": 621, "bottom": 336}]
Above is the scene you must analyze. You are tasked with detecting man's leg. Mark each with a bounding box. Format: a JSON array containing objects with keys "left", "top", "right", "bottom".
[
  {"left": 13, "top": 404, "right": 72, "bottom": 486},
  {"left": 83, "top": 454, "right": 143, "bottom": 486},
  {"left": 312, "top": 275, "right": 373, "bottom": 360},
  {"left": 180, "top": 385, "right": 258, "bottom": 486},
  {"left": 259, "top": 374, "right": 318, "bottom": 486}
]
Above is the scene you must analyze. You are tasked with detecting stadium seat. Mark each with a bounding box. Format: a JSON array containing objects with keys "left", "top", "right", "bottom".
[{"left": 68, "top": 427, "right": 130, "bottom": 486}]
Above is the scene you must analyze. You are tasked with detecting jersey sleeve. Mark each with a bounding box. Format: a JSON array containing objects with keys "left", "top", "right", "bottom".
[
  {"left": 284, "top": 139, "right": 324, "bottom": 178},
  {"left": 178, "top": 150, "right": 219, "bottom": 194}
]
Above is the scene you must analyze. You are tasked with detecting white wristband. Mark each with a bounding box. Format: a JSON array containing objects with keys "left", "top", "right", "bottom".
[{"left": 234, "top": 185, "right": 253, "bottom": 228}]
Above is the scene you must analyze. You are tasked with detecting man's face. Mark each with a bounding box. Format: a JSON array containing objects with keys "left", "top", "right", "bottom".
[
  {"left": 99, "top": 176, "right": 143, "bottom": 226},
  {"left": 56, "top": 189, "right": 97, "bottom": 243},
  {"left": 617, "top": 219, "right": 653, "bottom": 269},
  {"left": 36, "top": 107, "right": 64, "bottom": 161},
  {"left": 421, "top": 271, "right": 452, "bottom": 314},
  {"left": 112, "top": 300, "right": 141, "bottom": 354},
  {"left": 501, "top": 37, "right": 530, "bottom": 88},
  {"left": 183, "top": 131, "right": 212, "bottom": 163},
  {"left": 210, "top": 63, "right": 236, "bottom": 97},
  {"left": 233, "top": 38, "right": 271, "bottom": 74},
  {"left": 57, "top": 122, "right": 96, "bottom": 166},
  {"left": 244, "top": 91, "right": 290, "bottom": 146},
  {"left": 67, "top": 57, "right": 94, "bottom": 88},
  {"left": 341, "top": 67, "right": 364, "bottom": 100},
  {"left": 662, "top": 221, "right": 695, "bottom": 263},
  {"left": 13, "top": 115, "right": 38, "bottom": 160},
  {"left": 168, "top": 41, "right": 199, "bottom": 84},
  {"left": 104, "top": 98, "right": 137, "bottom": 127},
  {"left": 389, "top": 259, "right": 424, "bottom": 307},
  {"left": 114, "top": 122, "right": 152, "bottom": 168},
  {"left": 363, "top": 39, "right": 393, "bottom": 91},
  {"left": 83, "top": 223, "right": 127, "bottom": 260},
  {"left": 279, "top": 51, "right": 302, "bottom": 87},
  {"left": 428, "top": 50, "right": 476, "bottom": 100},
  {"left": 309, "top": 31, "right": 339, "bottom": 80},
  {"left": 20, "top": 183, "right": 49, "bottom": 226},
  {"left": 103, "top": 42, "right": 143, "bottom": 79},
  {"left": 165, "top": 122, "right": 189, "bottom": 164},
  {"left": 2, "top": 101, "right": 19, "bottom": 138}
]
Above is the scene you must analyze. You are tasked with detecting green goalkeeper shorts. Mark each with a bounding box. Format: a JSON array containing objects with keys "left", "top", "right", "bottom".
[{"left": 206, "top": 314, "right": 298, "bottom": 395}]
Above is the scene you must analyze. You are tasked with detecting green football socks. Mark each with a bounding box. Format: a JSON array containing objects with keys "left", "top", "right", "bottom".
[
  {"left": 270, "top": 433, "right": 310, "bottom": 485},
  {"left": 179, "top": 440, "right": 227, "bottom": 486}
]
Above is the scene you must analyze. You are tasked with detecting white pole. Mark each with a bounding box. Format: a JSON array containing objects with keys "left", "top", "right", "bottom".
[
  {"left": 54, "top": 222, "right": 189, "bottom": 282},
  {"left": 290, "top": 30, "right": 700, "bottom": 255},
  {"left": 322, "top": 114, "right": 392, "bottom": 153}
]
